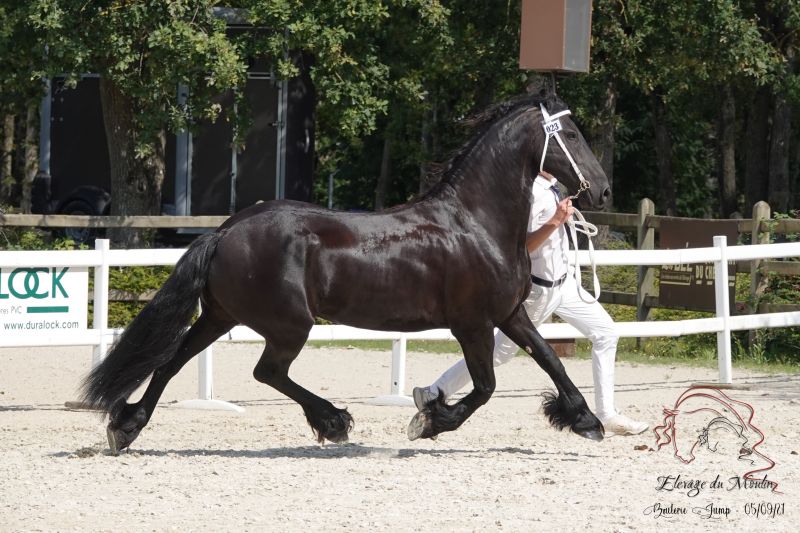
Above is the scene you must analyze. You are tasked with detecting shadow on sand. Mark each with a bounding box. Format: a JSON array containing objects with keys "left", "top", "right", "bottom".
[{"left": 52, "top": 443, "right": 605, "bottom": 461}]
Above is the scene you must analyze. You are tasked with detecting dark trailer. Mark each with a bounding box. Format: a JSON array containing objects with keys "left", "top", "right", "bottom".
[{"left": 34, "top": 8, "right": 315, "bottom": 232}]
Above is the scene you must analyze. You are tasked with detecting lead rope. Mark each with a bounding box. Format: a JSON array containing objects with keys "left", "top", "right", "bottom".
[
  {"left": 567, "top": 209, "right": 601, "bottom": 303},
  {"left": 539, "top": 103, "right": 601, "bottom": 303}
]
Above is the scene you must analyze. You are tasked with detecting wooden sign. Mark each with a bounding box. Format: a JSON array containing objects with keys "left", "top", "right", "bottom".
[{"left": 659, "top": 219, "right": 739, "bottom": 312}]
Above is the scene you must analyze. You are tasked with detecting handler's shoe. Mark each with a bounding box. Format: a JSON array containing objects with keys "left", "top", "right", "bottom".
[
  {"left": 412, "top": 386, "right": 439, "bottom": 411},
  {"left": 602, "top": 414, "right": 649, "bottom": 437}
]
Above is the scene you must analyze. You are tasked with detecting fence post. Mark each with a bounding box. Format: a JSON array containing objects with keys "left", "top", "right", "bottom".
[
  {"left": 367, "top": 334, "right": 414, "bottom": 406},
  {"left": 749, "top": 202, "right": 771, "bottom": 347},
  {"left": 636, "top": 198, "right": 656, "bottom": 347},
  {"left": 714, "top": 236, "right": 732, "bottom": 384},
  {"left": 91, "top": 239, "right": 110, "bottom": 367},
  {"left": 175, "top": 304, "right": 243, "bottom": 412}
]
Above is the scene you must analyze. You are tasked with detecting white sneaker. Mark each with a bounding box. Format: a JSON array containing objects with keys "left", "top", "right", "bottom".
[
  {"left": 602, "top": 414, "right": 649, "bottom": 437},
  {"left": 412, "top": 386, "right": 439, "bottom": 411}
]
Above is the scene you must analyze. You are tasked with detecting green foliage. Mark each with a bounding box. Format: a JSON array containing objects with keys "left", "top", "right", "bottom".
[
  {"left": 27, "top": 0, "right": 245, "bottom": 154},
  {"left": 3, "top": 0, "right": 796, "bottom": 218},
  {"left": 107, "top": 266, "right": 173, "bottom": 328},
  {"left": 0, "top": 2, "right": 46, "bottom": 111},
  {"left": 595, "top": 238, "right": 638, "bottom": 293},
  {"left": 0, "top": 227, "right": 83, "bottom": 251},
  {"left": 238, "top": 0, "right": 450, "bottom": 146}
]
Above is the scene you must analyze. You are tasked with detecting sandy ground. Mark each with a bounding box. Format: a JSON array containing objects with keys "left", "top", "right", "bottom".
[{"left": 1, "top": 343, "right": 798, "bottom": 532}]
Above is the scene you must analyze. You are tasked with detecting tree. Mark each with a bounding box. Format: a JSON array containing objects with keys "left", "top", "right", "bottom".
[
  {"left": 757, "top": 0, "right": 800, "bottom": 214},
  {"left": 237, "top": 0, "right": 452, "bottom": 209},
  {"left": 28, "top": 1, "right": 244, "bottom": 244},
  {"left": 0, "top": 2, "right": 49, "bottom": 212}
]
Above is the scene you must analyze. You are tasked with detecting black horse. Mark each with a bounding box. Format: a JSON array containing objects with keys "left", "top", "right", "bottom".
[{"left": 83, "top": 93, "right": 611, "bottom": 453}]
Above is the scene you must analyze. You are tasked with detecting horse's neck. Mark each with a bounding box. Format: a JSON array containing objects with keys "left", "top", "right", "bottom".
[{"left": 448, "top": 139, "right": 535, "bottom": 237}]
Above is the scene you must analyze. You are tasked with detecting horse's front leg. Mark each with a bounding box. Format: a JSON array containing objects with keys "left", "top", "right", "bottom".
[
  {"left": 500, "top": 305, "right": 604, "bottom": 441},
  {"left": 407, "top": 326, "right": 495, "bottom": 440}
]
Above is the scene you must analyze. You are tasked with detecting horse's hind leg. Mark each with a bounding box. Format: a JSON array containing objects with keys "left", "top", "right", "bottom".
[
  {"left": 251, "top": 323, "right": 353, "bottom": 444},
  {"left": 408, "top": 327, "right": 495, "bottom": 440},
  {"left": 499, "top": 305, "right": 603, "bottom": 441},
  {"left": 107, "top": 311, "right": 235, "bottom": 453}
]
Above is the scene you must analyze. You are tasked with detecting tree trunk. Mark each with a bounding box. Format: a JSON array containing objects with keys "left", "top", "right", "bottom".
[
  {"left": 418, "top": 101, "right": 439, "bottom": 195},
  {"left": 767, "top": 47, "right": 796, "bottom": 213},
  {"left": 744, "top": 87, "right": 770, "bottom": 212},
  {"left": 1, "top": 114, "right": 14, "bottom": 202},
  {"left": 717, "top": 84, "right": 737, "bottom": 217},
  {"left": 99, "top": 78, "right": 165, "bottom": 247},
  {"left": 418, "top": 107, "right": 432, "bottom": 195},
  {"left": 768, "top": 90, "right": 792, "bottom": 213},
  {"left": 792, "top": 125, "right": 800, "bottom": 210},
  {"left": 592, "top": 79, "right": 617, "bottom": 205},
  {"left": 651, "top": 92, "right": 676, "bottom": 215},
  {"left": 374, "top": 133, "right": 391, "bottom": 210},
  {"left": 589, "top": 79, "right": 617, "bottom": 245},
  {"left": 20, "top": 104, "right": 39, "bottom": 213}
]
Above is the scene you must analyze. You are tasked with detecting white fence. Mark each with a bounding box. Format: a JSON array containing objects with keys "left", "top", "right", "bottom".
[{"left": 1, "top": 237, "right": 799, "bottom": 409}]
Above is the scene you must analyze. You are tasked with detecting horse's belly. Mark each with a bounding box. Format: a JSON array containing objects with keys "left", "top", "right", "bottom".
[
  {"left": 318, "top": 284, "right": 446, "bottom": 331},
  {"left": 315, "top": 261, "right": 446, "bottom": 331}
]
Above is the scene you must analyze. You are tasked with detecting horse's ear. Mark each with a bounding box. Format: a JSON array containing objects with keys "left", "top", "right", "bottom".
[{"left": 525, "top": 74, "right": 549, "bottom": 97}]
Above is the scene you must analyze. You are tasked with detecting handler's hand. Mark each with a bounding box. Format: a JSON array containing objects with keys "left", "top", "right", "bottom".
[{"left": 549, "top": 198, "right": 574, "bottom": 226}]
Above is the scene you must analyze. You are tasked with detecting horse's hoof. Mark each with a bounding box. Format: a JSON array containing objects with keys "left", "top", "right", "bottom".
[
  {"left": 106, "top": 423, "right": 141, "bottom": 454},
  {"left": 106, "top": 426, "right": 120, "bottom": 456},
  {"left": 407, "top": 412, "right": 426, "bottom": 440},
  {"left": 324, "top": 430, "right": 350, "bottom": 444},
  {"left": 576, "top": 428, "right": 604, "bottom": 442},
  {"left": 407, "top": 411, "right": 438, "bottom": 441}
]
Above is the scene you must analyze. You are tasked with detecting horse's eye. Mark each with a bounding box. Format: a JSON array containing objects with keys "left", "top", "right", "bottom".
[{"left": 566, "top": 131, "right": 578, "bottom": 141}]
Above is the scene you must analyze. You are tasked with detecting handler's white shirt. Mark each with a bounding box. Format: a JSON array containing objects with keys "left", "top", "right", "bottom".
[{"left": 529, "top": 175, "right": 570, "bottom": 281}]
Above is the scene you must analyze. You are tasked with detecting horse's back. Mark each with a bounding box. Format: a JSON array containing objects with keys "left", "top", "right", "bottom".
[{"left": 207, "top": 199, "right": 462, "bottom": 330}]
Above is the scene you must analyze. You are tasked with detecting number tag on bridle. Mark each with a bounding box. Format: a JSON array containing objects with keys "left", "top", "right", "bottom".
[{"left": 542, "top": 119, "right": 562, "bottom": 136}]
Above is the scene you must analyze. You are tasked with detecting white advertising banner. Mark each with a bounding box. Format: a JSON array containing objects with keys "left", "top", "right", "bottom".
[{"left": 0, "top": 266, "right": 89, "bottom": 335}]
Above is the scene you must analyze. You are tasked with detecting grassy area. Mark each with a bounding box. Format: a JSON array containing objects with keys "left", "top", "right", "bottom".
[
  {"left": 306, "top": 338, "right": 799, "bottom": 374},
  {"left": 574, "top": 339, "right": 800, "bottom": 375},
  {"left": 307, "top": 339, "right": 463, "bottom": 354}
]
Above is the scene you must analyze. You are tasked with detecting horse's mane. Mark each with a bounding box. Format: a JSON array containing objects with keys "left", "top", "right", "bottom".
[{"left": 419, "top": 91, "right": 568, "bottom": 200}]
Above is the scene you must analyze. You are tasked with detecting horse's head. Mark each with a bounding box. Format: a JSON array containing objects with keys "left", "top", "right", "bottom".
[
  {"left": 429, "top": 94, "right": 610, "bottom": 213},
  {"left": 533, "top": 97, "right": 610, "bottom": 210}
]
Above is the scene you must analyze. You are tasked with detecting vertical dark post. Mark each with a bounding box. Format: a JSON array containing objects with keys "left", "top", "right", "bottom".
[
  {"left": 717, "top": 84, "right": 737, "bottom": 217},
  {"left": 637, "top": 198, "right": 655, "bottom": 347},
  {"left": 748, "top": 201, "right": 771, "bottom": 346}
]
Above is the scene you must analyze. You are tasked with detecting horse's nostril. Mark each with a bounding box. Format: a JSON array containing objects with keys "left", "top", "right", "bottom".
[{"left": 602, "top": 187, "right": 611, "bottom": 199}]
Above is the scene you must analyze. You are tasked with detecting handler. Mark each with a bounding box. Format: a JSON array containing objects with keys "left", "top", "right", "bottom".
[{"left": 413, "top": 171, "right": 648, "bottom": 436}]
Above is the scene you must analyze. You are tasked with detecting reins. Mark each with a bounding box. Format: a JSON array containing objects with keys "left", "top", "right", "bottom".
[{"left": 538, "top": 103, "right": 601, "bottom": 303}]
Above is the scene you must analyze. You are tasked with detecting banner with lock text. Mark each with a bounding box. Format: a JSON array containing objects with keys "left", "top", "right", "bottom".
[{"left": 0, "top": 266, "right": 89, "bottom": 335}]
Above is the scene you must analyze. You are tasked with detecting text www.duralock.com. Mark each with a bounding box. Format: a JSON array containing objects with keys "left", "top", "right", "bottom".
[{"left": 4, "top": 319, "right": 81, "bottom": 331}]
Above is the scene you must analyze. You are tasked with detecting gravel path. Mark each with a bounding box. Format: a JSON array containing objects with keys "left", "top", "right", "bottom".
[{"left": 1, "top": 344, "right": 797, "bottom": 532}]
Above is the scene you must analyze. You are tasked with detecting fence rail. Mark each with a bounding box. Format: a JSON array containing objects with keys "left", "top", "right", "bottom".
[
  {"left": 3, "top": 205, "right": 800, "bottom": 233},
  {"left": 0, "top": 214, "right": 228, "bottom": 228},
  {"left": 1, "top": 236, "right": 799, "bottom": 408},
  {"left": 4, "top": 200, "right": 799, "bottom": 317}
]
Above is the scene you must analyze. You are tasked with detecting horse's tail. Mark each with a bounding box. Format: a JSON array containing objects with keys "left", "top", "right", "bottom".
[{"left": 81, "top": 230, "right": 226, "bottom": 416}]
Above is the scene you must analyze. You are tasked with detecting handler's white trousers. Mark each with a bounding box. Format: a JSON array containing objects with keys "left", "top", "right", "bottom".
[{"left": 431, "top": 274, "right": 619, "bottom": 421}]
